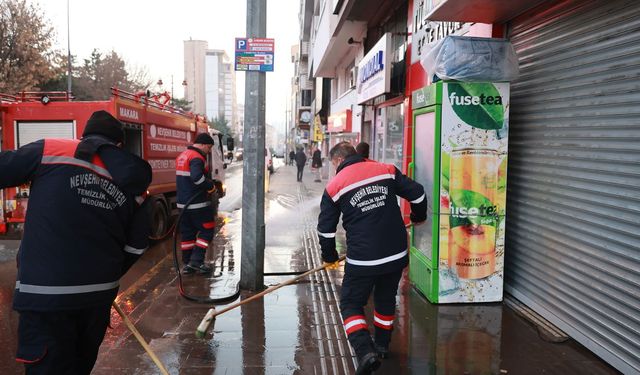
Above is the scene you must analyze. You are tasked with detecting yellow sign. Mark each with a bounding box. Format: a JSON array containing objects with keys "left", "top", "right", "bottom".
[{"left": 313, "top": 115, "right": 324, "bottom": 142}]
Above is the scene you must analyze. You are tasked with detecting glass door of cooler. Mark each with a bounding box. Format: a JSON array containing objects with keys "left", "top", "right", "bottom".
[{"left": 411, "top": 108, "right": 439, "bottom": 266}]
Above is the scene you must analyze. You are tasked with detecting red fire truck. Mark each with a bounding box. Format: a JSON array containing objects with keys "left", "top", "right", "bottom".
[{"left": 0, "top": 89, "right": 228, "bottom": 237}]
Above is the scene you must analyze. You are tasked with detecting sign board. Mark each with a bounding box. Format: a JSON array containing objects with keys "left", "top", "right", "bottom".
[
  {"left": 411, "top": 0, "right": 468, "bottom": 64},
  {"left": 356, "top": 33, "right": 392, "bottom": 104},
  {"left": 235, "top": 38, "right": 275, "bottom": 72},
  {"left": 328, "top": 110, "right": 352, "bottom": 133},
  {"left": 313, "top": 115, "right": 324, "bottom": 142}
]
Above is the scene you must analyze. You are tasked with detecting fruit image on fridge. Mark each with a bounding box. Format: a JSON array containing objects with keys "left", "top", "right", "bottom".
[{"left": 409, "top": 81, "right": 510, "bottom": 303}]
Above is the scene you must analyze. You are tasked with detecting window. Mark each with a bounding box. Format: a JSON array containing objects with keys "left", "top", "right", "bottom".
[
  {"left": 301, "top": 90, "right": 312, "bottom": 107},
  {"left": 385, "top": 104, "right": 404, "bottom": 168},
  {"left": 348, "top": 65, "right": 357, "bottom": 89}
]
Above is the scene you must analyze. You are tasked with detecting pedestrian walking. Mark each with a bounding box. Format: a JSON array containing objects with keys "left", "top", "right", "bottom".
[
  {"left": 317, "top": 142, "right": 427, "bottom": 375},
  {"left": 295, "top": 147, "right": 307, "bottom": 182},
  {"left": 356, "top": 141, "right": 370, "bottom": 159},
  {"left": 0, "top": 110, "right": 152, "bottom": 374},
  {"left": 176, "top": 133, "right": 219, "bottom": 275},
  {"left": 312, "top": 147, "right": 323, "bottom": 182},
  {"left": 288, "top": 149, "right": 296, "bottom": 166}
]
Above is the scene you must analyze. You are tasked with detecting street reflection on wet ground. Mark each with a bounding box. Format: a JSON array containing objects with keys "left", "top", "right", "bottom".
[{"left": 0, "top": 161, "right": 619, "bottom": 374}]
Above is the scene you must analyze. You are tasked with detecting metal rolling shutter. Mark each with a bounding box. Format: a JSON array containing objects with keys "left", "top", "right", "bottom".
[
  {"left": 506, "top": 1, "right": 640, "bottom": 374},
  {"left": 16, "top": 121, "right": 74, "bottom": 147}
]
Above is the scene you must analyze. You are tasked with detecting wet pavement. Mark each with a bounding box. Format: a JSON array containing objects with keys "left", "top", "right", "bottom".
[{"left": 0, "top": 159, "right": 621, "bottom": 374}]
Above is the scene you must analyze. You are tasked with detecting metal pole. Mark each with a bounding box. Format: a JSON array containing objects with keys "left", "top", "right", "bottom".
[
  {"left": 66, "top": 0, "right": 72, "bottom": 94},
  {"left": 285, "top": 99, "right": 288, "bottom": 163},
  {"left": 241, "top": 0, "right": 266, "bottom": 291}
]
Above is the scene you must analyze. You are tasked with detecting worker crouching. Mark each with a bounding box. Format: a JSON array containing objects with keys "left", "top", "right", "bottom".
[{"left": 317, "top": 142, "right": 427, "bottom": 375}]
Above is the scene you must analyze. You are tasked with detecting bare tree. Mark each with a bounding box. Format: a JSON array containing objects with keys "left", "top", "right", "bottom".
[
  {"left": 0, "top": 0, "right": 65, "bottom": 92},
  {"left": 125, "top": 62, "right": 153, "bottom": 92}
]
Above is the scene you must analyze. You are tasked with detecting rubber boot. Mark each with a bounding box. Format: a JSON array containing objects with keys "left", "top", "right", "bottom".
[{"left": 349, "top": 330, "right": 381, "bottom": 375}]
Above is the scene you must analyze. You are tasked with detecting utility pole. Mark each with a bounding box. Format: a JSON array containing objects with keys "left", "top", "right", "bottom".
[
  {"left": 284, "top": 99, "right": 288, "bottom": 163},
  {"left": 66, "top": 0, "right": 72, "bottom": 95},
  {"left": 240, "top": 0, "right": 267, "bottom": 291}
]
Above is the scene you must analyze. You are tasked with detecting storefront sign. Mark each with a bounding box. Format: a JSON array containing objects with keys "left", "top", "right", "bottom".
[
  {"left": 411, "top": 0, "right": 467, "bottom": 64},
  {"left": 313, "top": 115, "right": 324, "bottom": 142},
  {"left": 328, "top": 110, "right": 352, "bottom": 133},
  {"left": 356, "top": 34, "right": 392, "bottom": 104}
]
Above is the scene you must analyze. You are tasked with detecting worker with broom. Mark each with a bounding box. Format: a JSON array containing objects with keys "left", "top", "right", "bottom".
[
  {"left": 0, "top": 110, "right": 152, "bottom": 374},
  {"left": 317, "top": 141, "right": 427, "bottom": 375}
]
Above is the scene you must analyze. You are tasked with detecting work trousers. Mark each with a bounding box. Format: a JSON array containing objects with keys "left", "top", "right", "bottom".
[
  {"left": 296, "top": 164, "right": 305, "bottom": 181},
  {"left": 179, "top": 207, "right": 215, "bottom": 266},
  {"left": 16, "top": 304, "right": 112, "bottom": 375},
  {"left": 340, "top": 269, "right": 404, "bottom": 359}
]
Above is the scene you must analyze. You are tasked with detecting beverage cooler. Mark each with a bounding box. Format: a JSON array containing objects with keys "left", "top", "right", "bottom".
[{"left": 409, "top": 81, "right": 510, "bottom": 303}]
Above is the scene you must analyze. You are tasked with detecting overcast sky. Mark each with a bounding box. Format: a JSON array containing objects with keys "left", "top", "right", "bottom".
[{"left": 32, "top": 0, "right": 299, "bottom": 133}]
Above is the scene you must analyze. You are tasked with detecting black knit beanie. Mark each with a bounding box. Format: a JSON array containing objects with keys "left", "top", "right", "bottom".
[
  {"left": 83, "top": 110, "right": 125, "bottom": 143},
  {"left": 194, "top": 133, "right": 214, "bottom": 145}
]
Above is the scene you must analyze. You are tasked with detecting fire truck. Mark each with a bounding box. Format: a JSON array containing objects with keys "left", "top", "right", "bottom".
[{"left": 0, "top": 89, "right": 229, "bottom": 237}]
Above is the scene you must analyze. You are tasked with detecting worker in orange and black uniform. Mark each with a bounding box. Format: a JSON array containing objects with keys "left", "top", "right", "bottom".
[
  {"left": 317, "top": 142, "right": 427, "bottom": 375},
  {"left": 176, "top": 133, "right": 218, "bottom": 275},
  {"left": 0, "top": 110, "right": 152, "bottom": 374}
]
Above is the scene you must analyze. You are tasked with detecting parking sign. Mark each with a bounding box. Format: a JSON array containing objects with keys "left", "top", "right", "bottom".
[{"left": 235, "top": 37, "right": 275, "bottom": 72}]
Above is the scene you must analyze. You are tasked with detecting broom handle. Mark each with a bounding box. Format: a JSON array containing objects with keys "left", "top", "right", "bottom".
[
  {"left": 197, "top": 255, "right": 346, "bottom": 335},
  {"left": 113, "top": 301, "right": 170, "bottom": 375}
]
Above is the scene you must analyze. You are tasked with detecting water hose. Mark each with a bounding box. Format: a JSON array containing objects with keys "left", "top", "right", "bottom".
[{"left": 173, "top": 192, "right": 240, "bottom": 304}]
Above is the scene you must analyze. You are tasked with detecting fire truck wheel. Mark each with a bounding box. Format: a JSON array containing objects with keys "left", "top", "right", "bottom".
[{"left": 150, "top": 199, "right": 169, "bottom": 238}]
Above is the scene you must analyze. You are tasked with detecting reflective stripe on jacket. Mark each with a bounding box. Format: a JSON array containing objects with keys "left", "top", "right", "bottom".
[
  {"left": 317, "top": 154, "right": 427, "bottom": 276},
  {"left": 176, "top": 147, "right": 214, "bottom": 207}
]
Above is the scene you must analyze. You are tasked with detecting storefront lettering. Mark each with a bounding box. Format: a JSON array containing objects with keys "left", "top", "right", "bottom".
[
  {"left": 359, "top": 51, "right": 384, "bottom": 84},
  {"left": 412, "top": 0, "right": 465, "bottom": 61}
]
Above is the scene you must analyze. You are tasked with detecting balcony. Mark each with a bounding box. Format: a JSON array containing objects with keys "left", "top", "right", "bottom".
[
  {"left": 311, "top": 0, "right": 365, "bottom": 77},
  {"left": 300, "top": 41, "right": 310, "bottom": 57}
]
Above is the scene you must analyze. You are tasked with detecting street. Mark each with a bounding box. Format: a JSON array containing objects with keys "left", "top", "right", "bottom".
[{"left": 0, "top": 160, "right": 619, "bottom": 374}]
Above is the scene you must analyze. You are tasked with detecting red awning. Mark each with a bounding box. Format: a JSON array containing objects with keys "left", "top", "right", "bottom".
[{"left": 426, "top": 0, "right": 547, "bottom": 23}]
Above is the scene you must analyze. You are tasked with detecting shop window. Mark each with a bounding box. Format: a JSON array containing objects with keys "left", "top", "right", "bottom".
[{"left": 384, "top": 104, "right": 404, "bottom": 169}]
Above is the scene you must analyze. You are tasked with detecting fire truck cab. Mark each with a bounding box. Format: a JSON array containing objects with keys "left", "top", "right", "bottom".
[{"left": 0, "top": 89, "right": 227, "bottom": 238}]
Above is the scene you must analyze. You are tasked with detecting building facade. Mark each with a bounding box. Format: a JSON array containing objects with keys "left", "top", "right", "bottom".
[
  {"left": 184, "top": 41, "right": 238, "bottom": 128},
  {"left": 297, "top": 0, "right": 640, "bottom": 374},
  {"left": 183, "top": 39, "right": 208, "bottom": 115}
]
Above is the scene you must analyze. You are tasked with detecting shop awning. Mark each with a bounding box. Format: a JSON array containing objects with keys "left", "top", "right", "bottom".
[{"left": 426, "top": 0, "right": 548, "bottom": 23}]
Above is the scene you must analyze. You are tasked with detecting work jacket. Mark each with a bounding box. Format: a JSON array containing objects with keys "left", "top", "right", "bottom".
[
  {"left": 0, "top": 137, "right": 152, "bottom": 311},
  {"left": 175, "top": 146, "right": 214, "bottom": 209},
  {"left": 317, "top": 154, "right": 427, "bottom": 276}
]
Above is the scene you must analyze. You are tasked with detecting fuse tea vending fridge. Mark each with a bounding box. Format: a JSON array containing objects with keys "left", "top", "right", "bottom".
[{"left": 409, "top": 81, "right": 509, "bottom": 304}]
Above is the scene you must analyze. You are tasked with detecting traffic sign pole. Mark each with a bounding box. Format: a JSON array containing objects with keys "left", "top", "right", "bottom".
[{"left": 241, "top": 0, "right": 267, "bottom": 291}]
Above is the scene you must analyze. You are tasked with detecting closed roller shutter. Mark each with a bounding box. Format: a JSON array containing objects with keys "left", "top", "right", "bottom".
[
  {"left": 506, "top": 1, "right": 640, "bottom": 374},
  {"left": 16, "top": 121, "right": 75, "bottom": 147}
]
